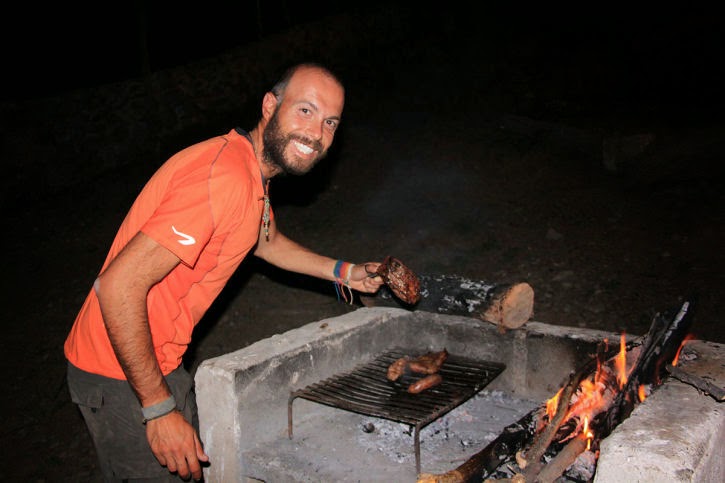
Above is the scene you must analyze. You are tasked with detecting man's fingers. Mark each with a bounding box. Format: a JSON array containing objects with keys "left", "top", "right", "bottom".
[
  {"left": 165, "top": 446, "right": 206, "bottom": 480},
  {"left": 187, "top": 457, "right": 203, "bottom": 481},
  {"left": 164, "top": 455, "right": 179, "bottom": 475},
  {"left": 195, "top": 433, "right": 210, "bottom": 462}
]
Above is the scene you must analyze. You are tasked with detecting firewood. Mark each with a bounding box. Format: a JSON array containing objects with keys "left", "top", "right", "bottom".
[
  {"left": 518, "top": 353, "right": 597, "bottom": 471},
  {"left": 666, "top": 365, "right": 725, "bottom": 401},
  {"left": 480, "top": 282, "right": 535, "bottom": 330},
  {"left": 600, "top": 301, "right": 695, "bottom": 437},
  {"left": 361, "top": 276, "right": 534, "bottom": 330},
  {"left": 415, "top": 411, "right": 536, "bottom": 483},
  {"left": 532, "top": 433, "right": 589, "bottom": 483}
]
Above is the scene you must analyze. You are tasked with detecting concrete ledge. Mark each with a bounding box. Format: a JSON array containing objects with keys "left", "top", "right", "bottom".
[{"left": 596, "top": 340, "right": 725, "bottom": 482}]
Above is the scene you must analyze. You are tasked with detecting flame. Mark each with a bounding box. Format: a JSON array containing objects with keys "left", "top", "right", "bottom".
[
  {"left": 672, "top": 333, "right": 695, "bottom": 366},
  {"left": 543, "top": 332, "right": 637, "bottom": 447},
  {"left": 615, "top": 333, "right": 628, "bottom": 389},
  {"left": 583, "top": 416, "right": 594, "bottom": 450},
  {"left": 545, "top": 388, "right": 562, "bottom": 421},
  {"left": 558, "top": 369, "right": 611, "bottom": 444},
  {"left": 638, "top": 384, "right": 647, "bottom": 402}
]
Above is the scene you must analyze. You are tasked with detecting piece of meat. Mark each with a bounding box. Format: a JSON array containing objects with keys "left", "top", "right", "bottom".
[
  {"left": 387, "top": 357, "right": 410, "bottom": 381},
  {"left": 376, "top": 256, "right": 421, "bottom": 305},
  {"left": 407, "top": 373, "right": 443, "bottom": 394},
  {"left": 408, "top": 349, "right": 448, "bottom": 375}
]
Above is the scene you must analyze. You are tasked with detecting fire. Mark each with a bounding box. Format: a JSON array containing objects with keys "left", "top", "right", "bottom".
[
  {"left": 545, "top": 388, "right": 562, "bottom": 421},
  {"left": 638, "top": 384, "right": 647, "bottom": 402},
  {"left": 514, "top": 303, "right": 694, "bottom": 482},
  {"left": 615, "top": 333, "right": 628, "bottom": 389},
  {"left": 544, "top": 332, "right": 635, "bottom": 445},
  {"left": 672, "top": 333, "right": 695, "bottom": 366},
  {"left": 582, "top": 416, "right": 594, "bottom": 450}
]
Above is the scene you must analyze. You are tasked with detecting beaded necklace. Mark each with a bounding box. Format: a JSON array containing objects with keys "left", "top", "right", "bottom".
[{"left": 261, "top": 173, "right": 271, "bottom": 241}]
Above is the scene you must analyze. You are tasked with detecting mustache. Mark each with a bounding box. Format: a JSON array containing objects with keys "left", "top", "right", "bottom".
[{"left": 290, "top": 134, "right": 323, "bottom": 153}]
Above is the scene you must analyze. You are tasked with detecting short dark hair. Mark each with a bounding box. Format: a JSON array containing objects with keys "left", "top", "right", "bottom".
[{"left": 270, "top": 63, "right": 344, "bottom": 99}]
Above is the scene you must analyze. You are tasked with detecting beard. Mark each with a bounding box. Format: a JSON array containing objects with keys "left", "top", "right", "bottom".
[{"left": 262, "top": 110, "right": 327, "bottom": 176}]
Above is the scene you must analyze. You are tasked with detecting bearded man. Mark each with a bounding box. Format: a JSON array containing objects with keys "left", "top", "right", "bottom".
[{"left": 64, "top": 63, "right": 384, "bottom": 482}]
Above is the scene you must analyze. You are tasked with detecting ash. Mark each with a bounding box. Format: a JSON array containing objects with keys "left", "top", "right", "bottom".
[
  {"left": 245, "top": 389, "right": 542, "bottom": 481},
  {"left": 355, "top": 389, "right": 540, "bottom": 469}
]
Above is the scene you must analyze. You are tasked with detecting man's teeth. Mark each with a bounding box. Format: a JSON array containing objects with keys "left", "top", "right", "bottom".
[{"left": 294, "top": 141, "right": 313, "bottom": 154}]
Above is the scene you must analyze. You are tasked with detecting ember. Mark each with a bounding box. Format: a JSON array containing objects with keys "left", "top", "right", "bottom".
[{"left": 419, "top": 301, "right": 699, "bottom": 482}]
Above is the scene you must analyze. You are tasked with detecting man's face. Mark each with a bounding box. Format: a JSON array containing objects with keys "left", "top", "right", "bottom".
[{"left": 262, "top": 67, "right": 345, "bottom": 175}]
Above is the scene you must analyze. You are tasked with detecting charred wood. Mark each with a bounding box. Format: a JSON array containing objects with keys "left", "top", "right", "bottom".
[
  {"left": 518, "top": 341, "right": 614, "bottom": 479},
  {"left": 666, "top": 365, "right": 725, "bottom": 401},
  {"left": 534, "top": 433, "right": 589, "bottom": 483},
  {"left": 599, "top": 301, "right": 694, "bottom": 438},
  {"left": 365, "top": 275, "right": 534, "bottom": 329},
  {"left": 417, "top": 411, "right": 537, "bottom": 483}
]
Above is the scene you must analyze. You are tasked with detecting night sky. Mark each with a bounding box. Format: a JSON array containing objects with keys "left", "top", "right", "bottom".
[
  {"left": 5, "top": 1, "right": 366, "bottom": 101},
  {"left": 4, "top": 3, "right": 723, "bottom": 113}
]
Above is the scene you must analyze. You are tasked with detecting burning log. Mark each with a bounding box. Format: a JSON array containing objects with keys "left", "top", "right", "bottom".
[
  {"left": 534, "top": 433, "right": 589, "bottom": 483},
  {"left": 417, "top": 411, "right": 537, "bottom": 483},
  {"left": 418, "top": 301, "right": 696, "bottom": 483},
  {"left": 517, "top": 356, "right": 599, "bottom": 476},
  {"left": 598, "top": 301, "right": 694, "bottom": 437}
]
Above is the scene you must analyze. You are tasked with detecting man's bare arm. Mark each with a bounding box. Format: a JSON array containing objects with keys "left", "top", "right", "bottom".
[
  {"left": 94, "top": 231, "right": 180, "bottom": 405},
  {"left": 94, "top": 231, "right": 208, "bottom": 479},
  {"left": 254, "top": 218, "right": 383, "bottom": 293}
]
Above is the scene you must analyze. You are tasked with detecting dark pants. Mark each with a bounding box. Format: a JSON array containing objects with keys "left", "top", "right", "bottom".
[{"left": 67, "top": 362, "right": 200, "bottom": 482}]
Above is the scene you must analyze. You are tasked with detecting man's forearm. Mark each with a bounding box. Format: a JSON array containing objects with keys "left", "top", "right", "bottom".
[
  {"left": 255, "top": 226, "right": 338, "bottom": 280},
  {"left": 95, "top": 278, "right": 171, "bottom": 406}
]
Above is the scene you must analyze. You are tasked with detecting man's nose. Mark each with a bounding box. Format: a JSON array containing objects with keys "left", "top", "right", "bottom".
[{"left": 304, "top": 121, "right": 323, "bottom": 140}]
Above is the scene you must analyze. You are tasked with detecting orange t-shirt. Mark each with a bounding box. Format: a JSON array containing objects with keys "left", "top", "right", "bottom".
[{"left": 65, "top": 129, "right": 269, "bottom": 379}]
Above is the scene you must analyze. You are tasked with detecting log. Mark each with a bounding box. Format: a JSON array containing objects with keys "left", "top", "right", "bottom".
[
  {"left": 362, "top": 274, "right": 534, "bottom": 329},
  {"left": 416, "top": 410, "right": 537, "bottom": 483},
  {"left": 533, "top": 433, "right": 589, "bottom": 483},
  {"left": 666, "top": 365, "right": 725, "bottom": 401},
  {"left": 480, "top": 282, "right": 535, "bottom": 329},
  {"left": 518, "top": 345, "right": 604, "bottom": 474},
  {"left": 600, "top": 301, "right": 694, "bottom": 437}
]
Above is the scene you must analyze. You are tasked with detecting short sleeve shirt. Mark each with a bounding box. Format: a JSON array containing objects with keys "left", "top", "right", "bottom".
[{"left": 65, "top": 129, "right": 268, "bottom": 379}]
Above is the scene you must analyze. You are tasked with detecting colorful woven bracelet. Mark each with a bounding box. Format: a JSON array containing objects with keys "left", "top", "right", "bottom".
[{"left": 334, "top": 260, "right": 353, "bottom": 284}]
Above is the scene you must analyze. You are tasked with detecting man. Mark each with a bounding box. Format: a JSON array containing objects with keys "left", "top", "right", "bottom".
[{"left": 64, "top": 63, "right": 384, "bottom": 481}]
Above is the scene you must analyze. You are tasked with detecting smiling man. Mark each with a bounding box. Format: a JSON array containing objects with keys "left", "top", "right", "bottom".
[{"left": 64, "top": 63, "right": 384, "bottom": 482}]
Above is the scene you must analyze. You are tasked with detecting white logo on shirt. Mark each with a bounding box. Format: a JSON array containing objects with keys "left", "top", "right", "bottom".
[{"left": 172, "top": 226, "right": 196, "bottom": 246}]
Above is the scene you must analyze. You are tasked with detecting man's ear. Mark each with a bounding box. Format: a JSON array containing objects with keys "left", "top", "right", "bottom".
[{"left": 261, "top": 92, "right": 278, "bottom": 120}]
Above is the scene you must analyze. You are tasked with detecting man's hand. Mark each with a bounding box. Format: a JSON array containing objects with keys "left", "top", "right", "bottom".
[
  {"left": 347, "top": 262, "right": 384, "bottom": 293},
  {"left": 146, "top": 410, "right": 209, "bottom": 481}
]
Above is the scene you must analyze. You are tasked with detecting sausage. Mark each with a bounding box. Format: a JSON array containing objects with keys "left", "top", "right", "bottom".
[
  {"left": 408, "top": 349, "right": 448, "bottom": 375},
  {"left": 407, "top": 373, "right": 443, "bottom": 394},
  {"left": 387, "top": 357, "right": 409, "bottom": 381}
]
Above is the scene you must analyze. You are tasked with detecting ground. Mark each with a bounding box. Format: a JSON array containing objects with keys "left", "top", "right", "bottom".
[{"left": 4, "top": 14, "right": 725, "bottom": 482}]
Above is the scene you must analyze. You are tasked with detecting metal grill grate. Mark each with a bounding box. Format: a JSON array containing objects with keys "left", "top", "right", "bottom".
[{"left": 288, "top": 348, "right": 505, "bottom": 473}]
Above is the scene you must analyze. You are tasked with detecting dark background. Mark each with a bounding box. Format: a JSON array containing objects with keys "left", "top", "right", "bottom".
[
  {"left": 5, "top": 3, "right": 724, "bottom": 117},
  {"left": 3, "top": 2, "right": 724, "bottom": 481},
  {"left": 5, "top": 1, "right": 378, "bottom": 100}
]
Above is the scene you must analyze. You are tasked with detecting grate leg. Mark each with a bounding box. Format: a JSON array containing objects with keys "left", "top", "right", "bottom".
[{"left": 415, "top": 424, "right": 422, "bottom": 474}]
